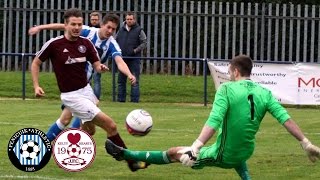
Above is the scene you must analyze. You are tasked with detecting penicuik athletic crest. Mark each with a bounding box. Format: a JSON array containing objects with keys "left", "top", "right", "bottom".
[
  {"left": 7, "top": 128, "right": 52, "bottom": 172},
  {"left": 53, "top": 128, "right": 96, "bottom": 172}
]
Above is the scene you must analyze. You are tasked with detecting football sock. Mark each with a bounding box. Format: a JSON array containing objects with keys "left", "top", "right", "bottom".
[
  {"left": 70, "top": 117, "right": 81, "bottom": 128},
  {"left": 108, "top": 133, "right": 127, "bottom": 149},
  {"left": 123, "top": 150, "right": 171, "bottom": 164},
  {"left": 46, "top": 119, "right": 65, "bottom": 141},
  {"left": 234, "top": 162, "right": 251, "bottom": 180}
]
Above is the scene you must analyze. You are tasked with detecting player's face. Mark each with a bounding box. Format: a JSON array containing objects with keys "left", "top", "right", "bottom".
[
  {"left": 65, "top": 17, "right": 83, "bottom": 40},
  {"left": 99, "top": 21, "right": 117, "bottom": 39},
  {"left": 125, "top": 15, "right": 136, "bottom": 27}
]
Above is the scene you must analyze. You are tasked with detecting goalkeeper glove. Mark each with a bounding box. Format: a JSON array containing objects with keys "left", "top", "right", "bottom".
[
  {"left": 300, "top": 138, "right": 320, "bottom": 163},
  {"left": 178, "top": 139, "right": 204, "bottom": 166}
]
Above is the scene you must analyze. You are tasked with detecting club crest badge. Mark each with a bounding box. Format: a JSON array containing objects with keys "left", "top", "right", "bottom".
[
  {"left": 53, "top": 128, "right": 96, "bottom": 172},
  {"left": 78, "top": 45, "right": 86, "bottom": 53},
  {"left": 7, "top": 128, "right": 52, "bottom": 172}
]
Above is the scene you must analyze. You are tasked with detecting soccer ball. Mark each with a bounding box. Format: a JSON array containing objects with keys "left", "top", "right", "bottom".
[
  {"left": 125, "top": 109, "right": 153, "bottom": 136},
  {"left": 67, "top": 144, "right": 81, "bottom": 157},
  {"left": 20, "top": 140, "right": 41, "bottom": 160}
]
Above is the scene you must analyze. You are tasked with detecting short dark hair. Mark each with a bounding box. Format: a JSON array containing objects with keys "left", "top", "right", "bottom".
[
  {"left": 101, "top": 13, "right": 120, "bottom": 25},
  {"left": 63, "top": 8, "right": 83, "bottom": 23},
  {"left": 126, "top": 11, "right": 137, "bottom": 19},
  {"left": 230, "top": 55, "right": 253, "bottom": 77},
  {"left": 90, "top": 11, "right": 101, "bottom": 18}
]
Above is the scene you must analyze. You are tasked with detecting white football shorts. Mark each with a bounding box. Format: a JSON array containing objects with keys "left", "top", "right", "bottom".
[{"left": 60, "top": 84, "right": 100, "bottom": 123}]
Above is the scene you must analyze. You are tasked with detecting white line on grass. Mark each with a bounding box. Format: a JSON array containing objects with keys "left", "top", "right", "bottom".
[
  {"left": 0, "top": 121, "right": 196, "bottom": 132},
  {"left": 0, "top": 121, "right": 197, "bottom": 133},
  {"left": 0, "top": 98, "right": 35, "bottom": 100},
  {"left": 0, "top": 175, "right": 75, "bottom": 180},
  {"left": 1, "top": 121, "right": 319, "bottom": 135},
  {"left": 0, "top": 122, "right": 48, "bottom": 127}
]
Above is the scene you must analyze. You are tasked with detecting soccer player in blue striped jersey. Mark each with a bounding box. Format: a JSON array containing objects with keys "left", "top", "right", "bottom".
[
  {"left": 81, "top": 15, "right": 125, "bottom": 100},
  {"left": 106, "top": 55, "right": 320, "bottom": 178}
]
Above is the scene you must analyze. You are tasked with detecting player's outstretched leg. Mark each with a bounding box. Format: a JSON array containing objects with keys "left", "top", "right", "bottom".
[
  {"left": 70, "top": 117, "right": 81, "bottom": 128},
  {"left": 92, "top": 112, "right": 149, "bottom": 172},
  {"left": 106, "top": 135, "right": 149, "bottom": 171},
  {"left": 234, "top": 162, "right": 251, "bottom": 180},
  {"left": 105, "top": 139, "right": 149, "bottom": 171},
  {"left": 105, "top": 139, "right": 171, "bottom": 165}
]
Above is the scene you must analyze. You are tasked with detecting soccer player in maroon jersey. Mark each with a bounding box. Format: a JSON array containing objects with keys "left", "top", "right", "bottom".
[{"left": 31, "top": 8, "right": 146, "bottom": 171}]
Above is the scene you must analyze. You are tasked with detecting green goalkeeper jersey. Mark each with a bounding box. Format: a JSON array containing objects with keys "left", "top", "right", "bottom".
[{"left": 205, "top": 79, "right": 290, "bottom": 165}]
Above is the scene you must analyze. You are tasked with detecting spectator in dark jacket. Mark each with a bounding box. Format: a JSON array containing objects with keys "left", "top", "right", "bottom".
[{"left": 116, "top": 12, "right": 147, "bottom": 103}]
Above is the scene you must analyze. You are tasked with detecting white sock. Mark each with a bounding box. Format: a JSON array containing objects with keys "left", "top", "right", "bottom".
[{"left": 56, "top": 119, "right": 65, "bottom": 130}]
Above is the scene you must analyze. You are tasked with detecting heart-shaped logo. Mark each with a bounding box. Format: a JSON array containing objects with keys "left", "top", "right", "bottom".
[{"left": 67, "top": 133, "right": 81, "bottom": 144}]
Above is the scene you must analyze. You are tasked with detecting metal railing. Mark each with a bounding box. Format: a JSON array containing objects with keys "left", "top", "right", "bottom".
[
  {"left": 0, "top": 53, "right": 210, "bottom": 106},
  {"left": 0, "top": 53, "right": 34, "bottom": 100},
  {"left": 2, "top": 1, "right": 320, "bottom": 74}
]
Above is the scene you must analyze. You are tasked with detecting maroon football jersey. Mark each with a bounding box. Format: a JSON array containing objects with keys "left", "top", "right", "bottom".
[{"left": 36, "top": 35, "right": 100, "bottom": 92}]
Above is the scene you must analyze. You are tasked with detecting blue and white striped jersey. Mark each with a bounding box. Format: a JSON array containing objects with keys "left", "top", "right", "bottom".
[
  {"left": 85, "top": 61, "right": 93, "bottom": 82},
  {"left": 80, "top": 25, "right": 122, "bottom": 64}
]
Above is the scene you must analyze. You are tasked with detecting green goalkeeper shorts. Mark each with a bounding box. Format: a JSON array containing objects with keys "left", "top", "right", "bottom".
[{"left": 191, "top": 145, "right": 245, "bottom": 169}]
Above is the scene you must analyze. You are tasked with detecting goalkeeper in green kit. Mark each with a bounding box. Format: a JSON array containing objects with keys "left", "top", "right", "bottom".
[{"left": 106, "top": 55, "right": 320, "bottom": 179}]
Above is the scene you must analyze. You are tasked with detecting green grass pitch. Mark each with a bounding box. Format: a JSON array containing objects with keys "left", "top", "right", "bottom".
[{"left": 0, "top": 99, "right": 320, "bottom": 179}]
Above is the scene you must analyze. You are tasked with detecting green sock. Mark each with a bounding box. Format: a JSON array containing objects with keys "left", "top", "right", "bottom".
[
  {"left": 234, "top": 162, "right": 251, "bottom": 180},
  {"left": 123, "top": 150, "right": 172, "bottom": 164}
]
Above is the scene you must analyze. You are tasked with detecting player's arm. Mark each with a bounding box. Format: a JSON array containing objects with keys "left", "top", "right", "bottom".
[
  {"left": 179, "top": 85, "right": 228, "bottom": 166},
  {"left": 90, "top": 53, "right": 108, "bottom": 73},
  {"left": 196, "top": 125, "right": 216, "bottom": 145},
  {"left": 31, "top": 57, "right": 45, "bottom": 97},
  {"left": 28, "top": 23, "right": 65, "bottom": 35},
  {"left": 178, "top": 125, "right": 215, "bottom": 167},
  {"left": 283, "top": 119, "right": 305, "bottom": 141},
  {"left": 114, "top": 55, "right": 136, "bottom": 84},
  {"left": 194, "top": 85, "right": 228, "bottom": 145},
  {"left": 267, "top": 92, "right": 320, "bottom": 162},
  {"left": 92, "top": 61, "right": 108, "bottom": 73},
  {"left": 283, "top": 119, "right": 320, "bottom": 162},
  {"left": 266, "top": 91, "right": 306, "bottom": 142},
  {"left": 108, "top": 40, "right": 136, "bottom": 84}
]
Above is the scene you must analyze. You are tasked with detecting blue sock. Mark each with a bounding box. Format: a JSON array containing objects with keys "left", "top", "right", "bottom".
[
  {"left": 70, "top": 117, "right": 81, "bottom": 128},
  {"left": 46, "top": 119, "right": 65, "bottom": 142},
  {"left": 234, "top": 162, "right": 251, "bottom": 180}
]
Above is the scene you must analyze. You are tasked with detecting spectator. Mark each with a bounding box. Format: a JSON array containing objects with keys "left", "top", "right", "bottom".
[
  {"left": 116, "top": 12, "right": 147, "bottom": 103},
  {"left": 89, "top": 11, "right": 101, "bottom": 28}
]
